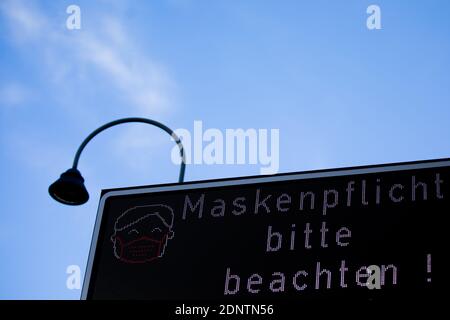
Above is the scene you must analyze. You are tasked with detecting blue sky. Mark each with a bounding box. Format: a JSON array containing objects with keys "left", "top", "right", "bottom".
[{"left": 0, "top": 0, "right": 449, "bottom": 299}]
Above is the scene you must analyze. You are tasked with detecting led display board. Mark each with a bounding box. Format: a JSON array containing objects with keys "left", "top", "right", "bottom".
[{"left": 82, "top": 159, "right": 449, "bottom": 301}]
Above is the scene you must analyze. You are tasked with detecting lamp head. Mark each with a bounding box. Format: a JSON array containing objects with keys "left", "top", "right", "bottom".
[{"left": 49, "top": 168, "right": 89, "bottom": 205}]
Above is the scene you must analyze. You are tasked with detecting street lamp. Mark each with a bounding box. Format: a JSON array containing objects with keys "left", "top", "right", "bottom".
[{"left": 48, "top": 117, "right": 186, "bottom": 206}]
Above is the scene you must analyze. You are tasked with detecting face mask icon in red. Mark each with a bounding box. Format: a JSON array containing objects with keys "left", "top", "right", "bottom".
[{"left": 110, "top": 204, "right": 175, "bottom": 263}]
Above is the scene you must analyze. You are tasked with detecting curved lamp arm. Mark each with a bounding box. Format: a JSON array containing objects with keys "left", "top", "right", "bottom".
[
  {"left": 72, "top": 117, "right": 185, "bottom": 183},
  {"left": 49, "top": 117, "right": 186, "bottom": 206}
]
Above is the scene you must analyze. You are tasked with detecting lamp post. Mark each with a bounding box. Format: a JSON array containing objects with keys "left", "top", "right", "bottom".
[{"left": 48, "top": 117, "right": 186, "bottom": 206}]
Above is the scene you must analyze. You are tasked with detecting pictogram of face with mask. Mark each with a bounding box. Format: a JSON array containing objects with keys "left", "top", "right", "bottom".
[{"left": 110, "top": 204, "right": 175, "bottom": 263}]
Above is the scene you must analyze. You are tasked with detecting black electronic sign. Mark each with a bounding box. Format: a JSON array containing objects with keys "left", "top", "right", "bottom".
[{"left": 82, "top": 159, "right": 449, "bottom": 302}]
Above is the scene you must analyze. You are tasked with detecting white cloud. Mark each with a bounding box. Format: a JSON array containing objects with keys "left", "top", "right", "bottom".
[
  {"left": 0, "top": 0, "right": 175, "bottom": 116},
  {"left": 0, "top": 0, "right": 47, "bottom": 41},
  {"left": 76, "top": 32, "right": 174, "bottom": 115},
  {"left": 1, "top": 0, "right": 178, "bottom": 173}
]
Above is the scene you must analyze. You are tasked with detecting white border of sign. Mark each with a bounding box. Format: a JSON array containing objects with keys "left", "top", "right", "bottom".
[{"left": 81, "top": 158, "right": 450, "bottom": 299}]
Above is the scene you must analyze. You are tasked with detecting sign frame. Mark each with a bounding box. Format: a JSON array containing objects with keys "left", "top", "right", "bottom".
[{"left": 81, "top": 157, "right": 450, "bottom": 300}]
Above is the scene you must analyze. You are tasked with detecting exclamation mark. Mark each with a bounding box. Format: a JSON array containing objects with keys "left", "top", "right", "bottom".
[{"left": 426, "top": 254, "right": 432, "bottom": 283}]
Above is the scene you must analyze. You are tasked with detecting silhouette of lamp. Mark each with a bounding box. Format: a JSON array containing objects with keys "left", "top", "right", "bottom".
[{"left": 49, "top": 117, "right": 186, "bottom": 205}]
